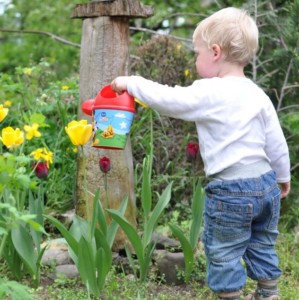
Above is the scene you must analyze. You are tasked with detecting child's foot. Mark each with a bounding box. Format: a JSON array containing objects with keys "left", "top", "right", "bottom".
[{"left": 244, "top": 293, "right": 280, "bottom": 300}]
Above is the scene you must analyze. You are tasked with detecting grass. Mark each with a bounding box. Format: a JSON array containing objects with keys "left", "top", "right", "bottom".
[{"left": 2, "top": 230, "right": 296, "bottom": 300}]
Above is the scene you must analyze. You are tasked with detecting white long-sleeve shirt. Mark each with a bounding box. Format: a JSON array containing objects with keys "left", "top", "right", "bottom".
[{"left": 127, "top": 76, "right": 290, "bottom": 183}]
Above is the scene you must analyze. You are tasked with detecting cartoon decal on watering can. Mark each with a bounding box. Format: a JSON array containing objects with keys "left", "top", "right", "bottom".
[{"left": 81, "top": 85, "right": 136, "bottom": 150}]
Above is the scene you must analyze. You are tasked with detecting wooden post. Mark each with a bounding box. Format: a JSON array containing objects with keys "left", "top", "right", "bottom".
[{"left": 72, "top": 0, "right": 153, "bottom": 250}]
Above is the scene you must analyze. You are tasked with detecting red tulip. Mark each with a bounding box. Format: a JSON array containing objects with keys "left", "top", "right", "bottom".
[
  {"left": 99, "top": 156, "right": 111, "bottom": 173},
  {"left": 186, "top": 143, "right": 199, "bottom": 162},
  {"left": 33, "top": 162, "right": 49, "bottom": 179}
]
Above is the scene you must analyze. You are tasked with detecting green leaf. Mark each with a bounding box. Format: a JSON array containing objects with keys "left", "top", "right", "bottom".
[
  {"left": 141, "top": 241, "right": 156, "bottom": 282},
  {"left": 190, "top": 179, "right": 204, "bottom": 250},
  {"left": 169, "top": 223, "right": 194, "bottom": 282},
  {"left": 0, "top": 279, "right": 33, "bottom": 300},
  {"left": 106, "top": 195, "right": 128, "bottom": 249},
  {"left": 11, "top": 223, "right": 37, "bottom": 277},
  {"left": 45, "top": 215, "right": 78, "bottom": 255},
  {"left": 141, "top": 157, "right": 152, "bottom": 217},
  {"left": 107, "top": 209, "right": 144, "bottom": 267},
  {"left": 94, "top": 229, "right": 112, "bottom": 276},
  {"left": 143, "top": 182, "right": 173, "bottom": 248},
  {"left": 14, "top": 174, "right": 31, "bottom": 189},
  {"left": 77, "top": 236, "right": 99, "bottom": 297},
  {"left": 90, "top": 189, "right": 100, "bottom": 240}
]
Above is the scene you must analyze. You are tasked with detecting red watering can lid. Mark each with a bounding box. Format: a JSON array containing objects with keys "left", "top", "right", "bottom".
[{"left": 81, "top": 85, "right": 135, "bottom": 116}]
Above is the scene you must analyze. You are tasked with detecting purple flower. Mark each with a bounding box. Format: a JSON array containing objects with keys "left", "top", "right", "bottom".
[
  {"left": 33, "top": 162, "right": 49, "bottom": 179},
  {"left": 99, "top": 156, "right": 111, "bottom": 173},
  {"left": 186, "top": 143, "right": 199, "bottom": 162}
]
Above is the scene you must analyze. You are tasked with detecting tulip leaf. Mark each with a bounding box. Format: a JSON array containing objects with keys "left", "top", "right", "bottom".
[
  {"left": 141, "top": 157, "right": 152, "bottom": 217},
  {"left": 143, "top": 182, "right": 173, "bottom": 247},
  {"left": 11, "top": 222, "right": 36, "bottom": 277},
  {"left": 190, "top": 179, "right": 204, "bottom": 250},
  {"left": 96, "top": 193, "right": 107, "bottom": 238},
  {"left": 95, "top": 248, "right": 106, "bottom": 292},
  {"left": 77, "top": 236, "right": 99, "bottom": 296},
  {"left": 45, "top": 215, "right": 79, "bottom": 255},
  {"left": 106, "top": 195, "right": 128, "bottom": 249},
  {"left": 169, "top": 223, "right": 194, "bottom": 282},
  {"left": 141, "top": 241, "right": 156, "bottom": 282},
  {"left": 90, "top": 189, "right": 101, "bottom": 239},
  {"left": 124, "top": 244, "right": 137, "bottom": 279},
  {"left": 107, "top": 209, "right": 144, "bottom": 267}
]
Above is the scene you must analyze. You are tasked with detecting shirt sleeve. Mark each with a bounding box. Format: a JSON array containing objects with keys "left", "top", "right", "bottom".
[
  {"left": 264, "top": 103, "right": 291, "bottom": 183},
  {"left": 127, "top": 76, "right": 210, "bottom": 121}
]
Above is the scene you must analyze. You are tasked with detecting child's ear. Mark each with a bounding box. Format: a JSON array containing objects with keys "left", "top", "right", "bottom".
[{"left": 211, "top": 44, "right": 222, "bottom": 61}]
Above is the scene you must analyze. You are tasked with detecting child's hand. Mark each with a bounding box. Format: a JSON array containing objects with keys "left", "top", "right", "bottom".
[
  {"left": 280, "top": 181, "right": 291, "bottom": 199},
  {"left": 111, "top": 76, "right": 129, "bottom": 94}
]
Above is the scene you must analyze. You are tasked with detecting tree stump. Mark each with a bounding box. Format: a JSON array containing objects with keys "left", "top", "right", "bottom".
[{"left": 73, "top": 0, "right": 153, "bottom": 250}]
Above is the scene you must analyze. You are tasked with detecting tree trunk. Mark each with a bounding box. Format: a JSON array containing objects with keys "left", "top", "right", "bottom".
[{"left": 77, "top": 16, "right": 136, "bottom": 250}]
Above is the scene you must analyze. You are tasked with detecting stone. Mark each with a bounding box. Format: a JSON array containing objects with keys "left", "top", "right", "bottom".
[
  {"left": 42, "top": 249, "right": 73, "bottom": 266},
  {"left": 55, "top": 264, "right": 79, "bottom": 279},
  {"left": 152, "top": 233, "right": 180, "bottom": 250},
  {"left": 155, "top": 250, "right": 185, "bottom": 285}
]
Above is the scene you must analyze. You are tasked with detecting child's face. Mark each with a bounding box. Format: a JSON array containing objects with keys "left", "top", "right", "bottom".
[{"left": 194, "top": 40, "right": 219, "bottom": 78}]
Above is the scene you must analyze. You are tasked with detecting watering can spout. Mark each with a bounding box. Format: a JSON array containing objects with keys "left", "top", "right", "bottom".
[{"left": 81, "top": 99, "right": 95, "bottom": 116}]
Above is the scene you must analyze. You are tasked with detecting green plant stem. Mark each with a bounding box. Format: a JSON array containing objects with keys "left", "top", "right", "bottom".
[
  {"left": 81, "top": 146, "right": 89, "bottom": 220},
  {"left": 0, "top": 233, "right": 8, "bottom": 259},
  {"left": 104, "top": 174, "right": 109, "bottom": 209},
  {"left": 149, "top": 109, "right": 154, "bottom": 179}
]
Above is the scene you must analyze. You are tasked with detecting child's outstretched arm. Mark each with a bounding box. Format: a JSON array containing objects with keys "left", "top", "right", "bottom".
[{"left": 111, "top": 76, "right": 129, "bottom": 94}]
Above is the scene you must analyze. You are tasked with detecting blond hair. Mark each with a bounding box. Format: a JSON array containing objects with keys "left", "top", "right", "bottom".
[{"left": 193, "top": 7, "right": 259, "bottom": 65}]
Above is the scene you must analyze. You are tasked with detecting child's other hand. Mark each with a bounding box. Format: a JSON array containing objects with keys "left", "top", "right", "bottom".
[
  {"left": 280, "top": 181, "right": 291, "bottom": 199},
  {"left": 111, "top": 76, "right": 129, "bottom": 94}
]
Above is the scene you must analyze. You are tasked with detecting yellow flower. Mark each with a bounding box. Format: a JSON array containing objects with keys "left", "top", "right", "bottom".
[
  {"left": 30, "top": 147, "right": 53, "bottom": 168},
  {"left": 30, "top": 148, "right": 44, "bottom": 160},
  {"left": 176, "top": 44, "right": 182, "bottom": 50},
  {"left": 23, "top": 67, "right": 32, "bottom": 76},
  {"left": 42, "top": 147, "right": 53, "bottom": 168},
  {"left": 184, "top": 69, "right": 190, "bottom": 77},
  {"left": 24, "top": 123, "right": 42, "bottom": 140},
  {"left": 61, "top": 85, "right": 69, "bottom": 91},
  {"left": 4, "top": 100, "right": 12, "bottom": 107},
  {"left": 65, "top": 120, "right": 92, "bottom": 146},
  {"left": 0, "top": 127, "right": 24, "bottom": 149},
  {"left": 0, "top": 105, "right": 9, "bottom": 122}
]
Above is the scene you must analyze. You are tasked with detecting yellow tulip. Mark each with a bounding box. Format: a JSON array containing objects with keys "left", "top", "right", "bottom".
[
  {"left": 0, "top": 127, "right": 24, "bottom": 149},
  {"left": 65, "top": 120, "right": 92, "bottom": 146},
  {"left": 24, "top": 123, "right": 42, "bottom": 140},
  {"left": 0, "top": 105, "right": 9, "bottom": 122}
]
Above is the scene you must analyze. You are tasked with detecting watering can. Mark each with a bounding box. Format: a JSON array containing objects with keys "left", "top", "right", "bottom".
[{"left": 81, "top": 85, "right": 136, "bottom": 150}]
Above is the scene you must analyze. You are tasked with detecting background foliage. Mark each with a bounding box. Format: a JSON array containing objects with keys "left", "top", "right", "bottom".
[{"left": 0, "top": 0, "right": 298, "bottom": 227}]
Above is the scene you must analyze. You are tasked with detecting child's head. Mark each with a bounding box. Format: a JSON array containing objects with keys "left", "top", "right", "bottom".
[{"left": 193, "top": 7, "right": 259, "bottom": 66}]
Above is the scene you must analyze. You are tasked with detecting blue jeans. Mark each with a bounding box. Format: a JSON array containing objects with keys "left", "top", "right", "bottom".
[{"left": 202, "top": 170, "right": 282, "bottom": 293}]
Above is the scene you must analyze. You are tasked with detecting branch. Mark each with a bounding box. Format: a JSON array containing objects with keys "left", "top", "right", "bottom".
[
  {"left": 129, "top": 26, "right": 192, "bottom": 49},
  {"left": 278, "top": 105, "right": 299, "bottom": 113},
  {"left": 291, "top": 162, "right": 299, "bottom": 172},
  {"left": 0, "top": 28, "right": 80, "bottom": 48},
  {"left": 277, "top": 58, "right": 293, "bottom": 111}
]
